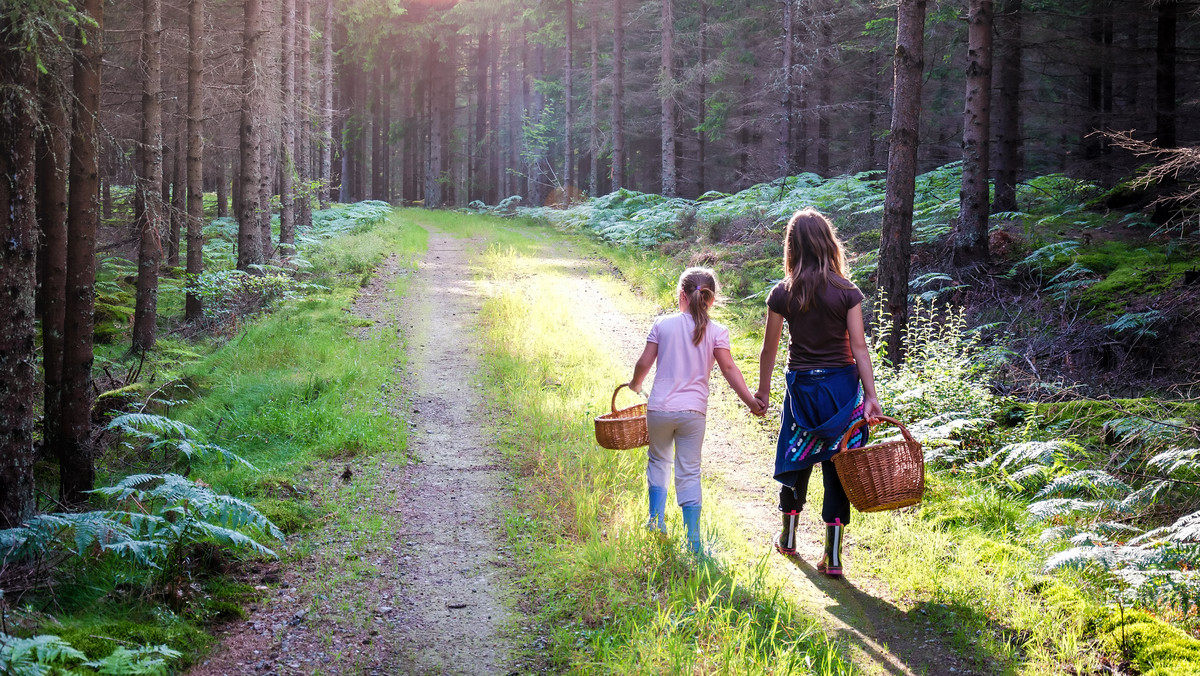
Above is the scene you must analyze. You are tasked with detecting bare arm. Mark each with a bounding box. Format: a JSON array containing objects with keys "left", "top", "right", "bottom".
[
  {"left": 756, "top": 311, "right": 785, "bottom": 404},
  {"left": 628, "top": 342, "right": 658, "bottom": 394},
  {"left": 847, "top": 304, "right": 882, "bottom": 421},
  {"left": 715, "top": 348, "right": 766, "bottom": 416}
]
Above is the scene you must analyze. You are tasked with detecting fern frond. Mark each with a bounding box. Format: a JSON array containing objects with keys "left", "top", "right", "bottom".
[
  {"left": 1147, "top": 448, "right": 1200, "bottom": 477},
  {"left": 1027, "top": 497, "right": 1125, "bottom": 521},
  {"left": 1034, "top": 470, "right": 1132, "bottom": 499},
  {"left": 1131, "top": 510, "right": 1200, "bottom": 546},
  {"left": 0, "top": 633, "right": 87, "bottom": 671}
]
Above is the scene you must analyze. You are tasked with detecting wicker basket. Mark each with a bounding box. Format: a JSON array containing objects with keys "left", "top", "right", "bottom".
[
  {"left": 831, "top": 415, "right": 925, "bottom": 513},
  {"left": 594, "top": 384, "right": 649, "bottom": 450}
]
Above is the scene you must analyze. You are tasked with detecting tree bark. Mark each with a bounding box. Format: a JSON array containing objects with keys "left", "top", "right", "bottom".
[
  {"left": 36, "top": 66, "right": 69, "bottom": 475},
  {"left": 954, "top": 0, "right": 993, "bottom": 266},
  {"left": 133, "top": 0, "right": 165, "bottom": 353},
  {"left": 816, "top": 20, "right": 831, "bottom": 175},
  {"left": 62, "top": 0, "right": 104, "bottom": 504},
  {"left": 474, "top": 30, "right": 489, "bottom": 202},
  {"left": 185, "top": 0, "right": 205, "bottom": 321},
  {"left": 879, "top": 0, "right": 926, "bottom": 366},
  {"left": 487, "top": 22, "right": 501, "bottom": 204},
  {"left": 778, "top": 0, "right": 794, "bottom": 177},
  {"left": 216, "top": 152, "right": 229, "bottom": 218},
  {"left": 563, "top": 0, "right": 574, "bottom": 197},
  {"left": 589, "top": 1, "right": 600, "bottom": 197},
  {"left": 280, "top": 0, "right": 296, "bottom": 253},
  {"left": 371, "top": 63, "right": 386, "bottom": 200},
  {"left": 238, "top": 0, "right": 265, "bottom": 269},
  {"left": 297, "top": 0, "right": 313, "bottom": 226},
  {"left": 426, "top": 39, "right": 444, "bottom": 208},
  {"left": 169, "top": 122, "right": 185, "bottom": 267},
  {"left": 660, "top": 0, "right": 677, "bottom": 196},
  {"left": 1156, "top": 0, "right": 1176, "bottom": 149},
  {"left": 991, "top": 0, "right": 1022, "bottom": 213},
  {"left": 611, "top": 0, "right": 625, "bottom": 190},
  {"left": 0, "top": 24, "right": 38, "bottom": 527},
  {"left": 319, "top": 0, "right": 334, "bottom": 207},
  {"left": 697, "top": 0, "right": 708, "bottom": 194}
]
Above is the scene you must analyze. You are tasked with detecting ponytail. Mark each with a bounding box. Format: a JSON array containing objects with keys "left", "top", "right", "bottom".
[{"left": 679, "top": 267, "right": 720, "bottom": 346}]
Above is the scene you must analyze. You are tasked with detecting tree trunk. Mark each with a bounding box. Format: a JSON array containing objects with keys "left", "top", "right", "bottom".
[
  {"left": 37, "top": 66, "right": 69, "bottom": 476},
  {"left": 778, "top": 0, "right": 793, "bottom": 177},
  {"left": 589, "top": 1, "right": 600, "bottom": 197},
  {"left": 62, "top": 0, "right": 104, "bottom": 504},
  {"left": 319, "top": 0, "right": 333, "bottom": 207},
  {"left": 239, "top": 0, "right": 265, "bottom": 269},
  {"left": 371, "top": 64, "right": 386, "bottom": 200},
  {"left": 563, "top": 0, "right": 574, "bottom": 197},
  {"left": 297, "top": 0, "right": 313, "bottom": 226},
  {"left": 185, "top": 0, "right": 205, "bottom": 321},
  {"left": 660, "top": 0, "right": 677, "bottom": 196},
  {"left": 611, "top": 0, "right": 625, "bottom": 190},
  {"left": 697, "top": 0, "right": 707, "bottom": 194},
  {"left": 879, "top": 0, "right": 926, "bottom": 366},
  {"left": 426, "top": 39, "right": 443, "bottom": 208},
  {"left": 816, "top": 21, "right": 831, "bottom": 175},
  {"left": 991, "top": 0, "right": 1022, "bottom": 213},
  {"left": 473, "top": 30, "right": 489, "bottom": 202},
  {"left": 0, "top": 26, "right": 38, "bottom": 527},
  {"left": 280, "top": 0, "right": 296, "bottom": 253},
  {"left": 216, "top": 153, "right": 228, "bottom": 218},
  {"left": 1156, "top": 0, "right": 1176, "bottom": 149},
  {"left": 954, "top": 0, "right": 993, "bottom": 266},
  {"left": 133, "top": 0, "right": 165, "bottom": 353},
  {"left": 169, "top": 123, "right": 185, "bottom": 267}
]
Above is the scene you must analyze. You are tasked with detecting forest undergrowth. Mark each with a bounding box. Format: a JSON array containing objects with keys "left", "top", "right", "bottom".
[
  {"left": 475, "top": 166, "right": 1200, "bottom": 675},
  {"left": 1, "top": 205, "right": 422, "bottom": 673}
]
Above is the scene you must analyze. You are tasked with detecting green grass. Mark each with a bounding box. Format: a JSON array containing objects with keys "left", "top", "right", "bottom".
[
  {"left": 13, "top": 209, "right": 425, "bottom": 670},
  {"left": 471, "top": 233, "right": 852, "bottom": 674}
]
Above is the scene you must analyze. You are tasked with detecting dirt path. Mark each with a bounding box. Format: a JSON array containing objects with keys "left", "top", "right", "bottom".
[
  {"left": 389, "top": 230, "right": 514, "bottom": 674},
  {"left": 538, "top": 244, "right": 979, "bottom": 676},
  {"left": 191, "top": 233, "right": 516, "bottom": 675}
]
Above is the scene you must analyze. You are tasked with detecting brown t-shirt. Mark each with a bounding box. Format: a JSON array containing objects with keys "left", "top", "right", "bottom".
[{"left": 767, "top": 275, "right": 865, "bottom": 370}]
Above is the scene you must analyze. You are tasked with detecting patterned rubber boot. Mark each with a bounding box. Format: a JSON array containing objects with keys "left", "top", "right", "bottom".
[
  {"left": 817, "top": 519, "right": 844, "bottom": 577},
  {"left": 681, "top": 505, "right": 702, "bottom": 554},
  {"left": 775, "top": 510, "right": 800, "bottom": 557},
  {"left": 647, "top": 485, "right": 668, "bottom": 533}
]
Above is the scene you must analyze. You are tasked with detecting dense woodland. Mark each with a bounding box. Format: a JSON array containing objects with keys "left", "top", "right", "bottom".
[{"left": 3, "top": 0, "right": 1200, "bottom": 671}]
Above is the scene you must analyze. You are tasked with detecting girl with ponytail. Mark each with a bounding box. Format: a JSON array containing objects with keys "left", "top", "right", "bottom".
[
  {"left": 628, "top": 267, "right": 765, "bottom": 554},
  {"left": 755, "top": 208, "right": 882, "bottom": 577}
]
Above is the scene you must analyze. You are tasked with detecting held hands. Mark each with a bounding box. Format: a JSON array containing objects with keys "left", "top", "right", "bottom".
[{"left": 745, "top": 390, "right": 769, "bottom": 417}]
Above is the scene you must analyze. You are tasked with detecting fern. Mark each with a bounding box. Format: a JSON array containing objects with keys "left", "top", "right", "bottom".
[
  {"left": 1034, "top": 470, "right": 1132, "bottom": 499},
  {"left": 973, "top": 440, "right": 1077, "bottom": 471},
  {"left": 1105, "top": 310, "right": 1163, "bottom": 339},
  {"left": 0, "top": 633, "right": 179, "bottom": 675},
  {"left": 106, "top": 413, "right": 256, "bottom": 472}
]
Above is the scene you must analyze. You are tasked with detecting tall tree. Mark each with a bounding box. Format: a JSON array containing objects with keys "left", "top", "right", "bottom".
[
  {"left": 879, "top": 0, "right": 926, "bottom": 365},
  {"left": 697, "top": 0, "right": 708, "bottom": 193},
  {"left": 425, "top": 38, "right": 444, "bottom": 207},
  {"left": 474, "top": 29, "right": 490, "bottom": 201},
  {"left": 185, "top": 0, "right": 205, "bottom": 321},
  {"left": 563, "top": 0, "right": 574, "bottom": 196},
  {"left": 320, "top": 0, "right": 334, "bottom": 208},
  {"left": 132, "top": 0, "right": 165, "bottom": 353},
  {"left": 1156, "top": 0, "right": 1176, "bottom": 149},
  {"left": 611, "top": 0, "right": 625, "bottom": 189},
  {"left": 589, "top": 0, "right": 600, "bottom": 197},
  {"left": 238, "top": 0, "right": 265, "bottom": 269},
  {"left": 660, "top": 0, "right": 677, "bottom": 196},
  {"left": 955, "top": 0, "right": 993, "bottom": 265},
  {"left": 37, "top": 64, "right": 70, "bottom": 478},
  {"left": 297, "top": 0, "right": 313, "bottom": 227},
  {"left": 280, "top": 0, "right": 297, "bottom": 253},
  {"left": 0, "top": 16, "right": 39, "bottom": 528},
  {"left": 62, "top": 0, "right": 104, "bottom": 504},
  {"left": 991, "top": 0, "right": 1022, "bottom": 213},
  {"left": 778, "top": 0, "right": 794, "bottom": 176}
]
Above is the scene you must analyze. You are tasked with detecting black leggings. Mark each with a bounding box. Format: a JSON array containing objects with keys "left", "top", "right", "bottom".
[{"left": 779, "top": 460, "right": 851, "bottom": 525}]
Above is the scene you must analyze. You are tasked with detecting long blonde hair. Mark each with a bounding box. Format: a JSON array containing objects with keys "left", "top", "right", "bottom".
[
  {"left": 679, "top": 267, "right": 719, "bottom": 346},
  {"left": 783, "top": 208, "right": 852, "bottom": 311}
]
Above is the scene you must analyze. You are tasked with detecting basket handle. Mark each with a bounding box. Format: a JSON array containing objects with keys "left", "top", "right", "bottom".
[
  {"left": 837, "top": 415, "right": 915, "bottom": 453},
  {"left": 612, "top": 383, "right": 644, "bottom": 414}
]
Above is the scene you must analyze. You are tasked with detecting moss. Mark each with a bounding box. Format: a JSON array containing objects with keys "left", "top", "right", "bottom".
[
  {"left": 56, "top": 615, "right": 211, "bottom": 666},
  {"left": 254, "top": 497, "right": 318, "bottom": 534},
  {"left": 1100, "top": 608, "right": 1200, "bottom": 676},
  {"left": 847, "top": 228, "right": 882, "bottom": 253}
]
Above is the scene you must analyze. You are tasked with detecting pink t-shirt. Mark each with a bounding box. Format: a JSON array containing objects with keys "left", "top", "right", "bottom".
[{"left": 645, "top": 313, "right": 731, "bottom": 414}]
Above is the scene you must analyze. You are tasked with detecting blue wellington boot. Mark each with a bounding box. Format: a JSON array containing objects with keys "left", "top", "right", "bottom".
[
  {"left": 647, "top": 485, "right": 668, "bottom": 533},
  {"left": 681, "top": 505, "right": 702, "bottom": 554}
]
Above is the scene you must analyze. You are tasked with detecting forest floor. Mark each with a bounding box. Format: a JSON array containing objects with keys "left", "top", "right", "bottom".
[{"left": 189, "top": 213, "right": 1000, "bottom": 674}]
